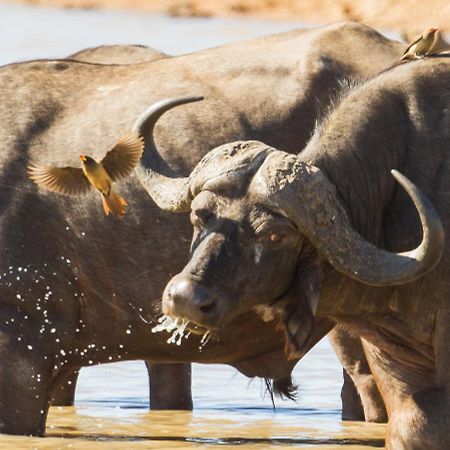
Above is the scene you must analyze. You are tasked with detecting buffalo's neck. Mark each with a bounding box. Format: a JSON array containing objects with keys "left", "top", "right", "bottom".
[
  {"left": 301, "top": 86, "right": 410, "bottom": 248},
  {"left": 299, "top": 83, "right": 412, "bottom": 322},
  {"left": 298, "top": 79, "right": 441, "bottom": 357}
]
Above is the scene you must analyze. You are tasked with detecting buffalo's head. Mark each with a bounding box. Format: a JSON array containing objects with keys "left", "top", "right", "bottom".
[{"left": 132, "top": 96, "right": 444, "bottom": 356}]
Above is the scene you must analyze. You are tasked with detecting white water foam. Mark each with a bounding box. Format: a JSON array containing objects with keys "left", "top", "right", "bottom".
[{"left": 151, "top": 315, "right": 212, "bottom": 348}]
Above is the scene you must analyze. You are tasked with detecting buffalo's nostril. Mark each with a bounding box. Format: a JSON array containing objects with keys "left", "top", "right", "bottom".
[
  {"left": 199, "top": 301, "right": 216, "bottom": 315},
  {"left": 193, "top": 288, "right": 215, "bottom": 306}
]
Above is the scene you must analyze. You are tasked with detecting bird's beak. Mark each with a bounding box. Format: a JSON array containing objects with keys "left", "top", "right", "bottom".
[{"left": 80, "top": 155, "right": 86, "bottom": 162}]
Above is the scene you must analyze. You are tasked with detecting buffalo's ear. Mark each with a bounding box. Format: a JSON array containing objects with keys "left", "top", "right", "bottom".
[{"left": 282, "top": 254, "right": 325, "bottom": 359}]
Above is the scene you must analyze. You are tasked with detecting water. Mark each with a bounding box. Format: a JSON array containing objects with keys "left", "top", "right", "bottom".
[
  {"left": 0, "top": 3, "right": 385, "bottom": 447},
  {"left": 0, "top": 2, "right": 310, "bottom": 64},
  {"left": 0, "top": 341, "right": 386, "bottom": 448}
]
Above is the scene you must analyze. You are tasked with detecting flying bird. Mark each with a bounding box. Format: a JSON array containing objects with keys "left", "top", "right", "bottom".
[
  {"left": 401, "top": 27, "right": 439, "bottom": 61},
  {"left": 28, "top": 133, "right": 144, "bottom": 218}
]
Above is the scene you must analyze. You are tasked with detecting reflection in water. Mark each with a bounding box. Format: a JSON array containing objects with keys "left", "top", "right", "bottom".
[{"left": 0, "top": 3, "right": 387, "bottom": 448}]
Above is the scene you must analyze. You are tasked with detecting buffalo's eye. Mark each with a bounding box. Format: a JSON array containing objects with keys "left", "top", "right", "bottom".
[
  {"left": 191, "top": 209, "right": 213, "bottom": 227},
  {"left": 256, "top": 224, "right": 294, "bottom": 244},
  {"left": 256, "top": 227, "right": 292, "bottom": 244},
  {"left": 254, "top": 217, "right": 296, "bottom": 244},
  {"left": 269, "top": 233, "right": 284, "bottom": 243}
]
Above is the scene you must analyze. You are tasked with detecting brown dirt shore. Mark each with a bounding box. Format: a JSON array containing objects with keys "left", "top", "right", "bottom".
[{"left": 4, "top": 0, "right": 450, "bottom": 35}]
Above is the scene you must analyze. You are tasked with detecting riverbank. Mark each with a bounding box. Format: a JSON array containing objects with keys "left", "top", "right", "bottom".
[{"left": 3, "top": 0, "right": 450, "bottom": 35}]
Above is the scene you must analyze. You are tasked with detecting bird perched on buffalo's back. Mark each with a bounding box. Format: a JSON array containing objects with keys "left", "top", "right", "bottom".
[
  {"left": 401, "top": 27, "right": 444, "bottom": 61},
  {"left": 28, "top": 133, "right": 144, "bottom": 218}
]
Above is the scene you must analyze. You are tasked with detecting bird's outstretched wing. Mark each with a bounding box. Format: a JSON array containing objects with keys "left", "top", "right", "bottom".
[
  {"left": 28, "top": 165, "right": 91, "bottom": 195},
  {"left": 101, "top": 133, "right": 144, "bottom": 181}
]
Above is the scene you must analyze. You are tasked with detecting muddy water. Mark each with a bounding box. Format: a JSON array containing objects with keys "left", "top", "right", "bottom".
[
  {"left": 0, "top": 341, "right": 386, "bottom": 449},
  {"left": 0, "top": 3, "right": 385, "bottom": 447}
]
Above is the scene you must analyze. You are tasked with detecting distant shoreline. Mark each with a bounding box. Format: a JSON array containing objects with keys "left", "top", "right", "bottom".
[{"left": 3, "top": 0, "right": 450, "bottom": 35}]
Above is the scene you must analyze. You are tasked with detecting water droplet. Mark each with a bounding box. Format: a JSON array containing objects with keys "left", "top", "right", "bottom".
[{"left": 152, "top": 315, "right": 193, "bottom": 346}]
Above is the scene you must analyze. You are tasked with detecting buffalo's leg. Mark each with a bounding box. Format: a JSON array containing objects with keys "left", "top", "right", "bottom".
[
  {"left": 363, "top": 333, "right": 450, "bottom": 450},
  {"left": 146, "top": 362, "right": 193, "bottom": 410},
  {"left": 50, "top": 367, "right": 79, "bottom": 406},
  {"left": 340, "top": 368, "right": 364, "bottom": 421},
  {"left": 329, "top": 325, "right": 387, "bottom": 422},
  {"left": 384, "top": 309, "right": 450, "bottom": 450},
  {"left": 0, "top": 344, "right": 65, "bottom": 436},
  {"left": 387, "top": 386, "right": 449, "bottom": 450}
]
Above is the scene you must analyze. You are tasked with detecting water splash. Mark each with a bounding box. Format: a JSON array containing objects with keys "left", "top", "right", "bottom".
[
  {"left": 198, "top": 330, "right": 211, "bottom": 351},
  {"left": 151, "top": 315, "right": 212, "bottom": 349},
  {"left": 151, "top": 315, "right": 191, "bottom": 346}
]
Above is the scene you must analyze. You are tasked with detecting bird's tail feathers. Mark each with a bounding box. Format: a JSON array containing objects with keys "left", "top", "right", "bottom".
[{"left": 102, "top": 190, "right": 128, "bottom": 218}]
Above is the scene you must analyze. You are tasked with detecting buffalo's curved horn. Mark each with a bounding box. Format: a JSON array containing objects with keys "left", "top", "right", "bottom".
[
  {"left": 132, "top": 96, "right": 204, "bottom": 212},
  {"left": 257, "top": 153, "right": 444, "bottom": 286}
]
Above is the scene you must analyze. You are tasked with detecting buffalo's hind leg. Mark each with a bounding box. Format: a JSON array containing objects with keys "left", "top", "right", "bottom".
[{"left": 146, "top": 362, "right": 193, "bottom": 410}]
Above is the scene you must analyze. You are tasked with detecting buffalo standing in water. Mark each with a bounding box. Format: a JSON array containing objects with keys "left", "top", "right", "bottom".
[
  {"left": 149, "top": 58, "right": 450, "bottom": 449},
  {"left": 0, "top": 23, "right": 401, "bottom": 434}
]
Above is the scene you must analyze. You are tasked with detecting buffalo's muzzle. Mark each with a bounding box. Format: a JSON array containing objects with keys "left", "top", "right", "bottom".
[{"left": 162, "top": 276, "right": 224, "bottom": 328}]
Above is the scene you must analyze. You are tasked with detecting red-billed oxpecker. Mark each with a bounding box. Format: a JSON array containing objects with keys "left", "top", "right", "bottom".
[
  {"left": 401, "top": 27, "right": 447, "bottom": 60},
  {"left": 28, "top": 133, "right": 144, "bottom": 218}
]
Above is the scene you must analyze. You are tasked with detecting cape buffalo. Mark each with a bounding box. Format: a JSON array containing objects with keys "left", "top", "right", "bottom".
[
  {"left": 0, "top": 22, "right": 401, "bottom": 435},
  {"left": 49, "top": 43, "right": 195, "bottom": 412},
  {"left": 150, "top": 58, "right": 450, "bottom": 449}
]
